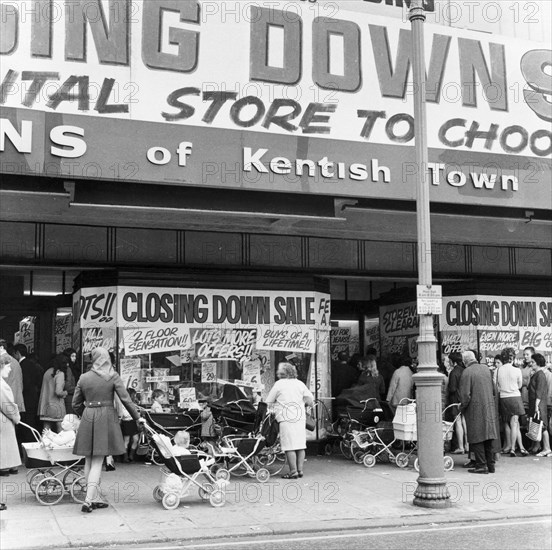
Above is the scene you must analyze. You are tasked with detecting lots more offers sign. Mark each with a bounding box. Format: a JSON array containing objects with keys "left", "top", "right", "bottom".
[{"left": 73, "top": 286, "right": 331, "bottom": 355}]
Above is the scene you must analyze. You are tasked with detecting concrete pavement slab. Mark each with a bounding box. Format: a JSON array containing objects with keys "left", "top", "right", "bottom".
[{"left": 1, "top": 454, "right": 550, "bottom": 550}]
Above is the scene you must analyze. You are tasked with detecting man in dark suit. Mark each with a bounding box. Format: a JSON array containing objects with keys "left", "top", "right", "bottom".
[{"left": 14, "top": 344, "right": 44, "bottom": 432}]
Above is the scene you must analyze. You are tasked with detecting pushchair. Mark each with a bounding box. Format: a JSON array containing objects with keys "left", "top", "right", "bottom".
[
  {"left": 20, "top": 423, "right": 86, "bottom": 506},
  {"left": 338, "top": 398, "right": 392, "bottom": 460},
  {"left": 392, "top": 399, "right": 457, "bottom": 472},
  {"left": 144, "top": 424, "right": 226, "bottom": 509},
  {"left": 139, "top": 407, "right": 202, "bottom": 464},
  {"left": 211, "top": 434, "right": 270, "bottom": 483}
]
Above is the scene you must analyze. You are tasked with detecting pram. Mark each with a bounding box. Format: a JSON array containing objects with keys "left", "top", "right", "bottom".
[
  {"left": 211, "top": 434, "right": 271, "bottom": 483},
  {"left": 203, "top": 400, "right": 285, "bottom": 478},
  {"left": 144, "top": 424, "right": 226, "bottom": 509},
  {"left": 20, "top": 423, "right": 86, "bottom": 506},
  {"left": 392, "top": 399, "right": 457, "bottom": 472},
  {"left": 338, "top": 399, "right": 392, "bottom": 460},
  {"left": 211, "top": 383, "right": 258, "bottom": 432},
  {"left": 139, "top": 407, "right": 202, "bottom": 464}
]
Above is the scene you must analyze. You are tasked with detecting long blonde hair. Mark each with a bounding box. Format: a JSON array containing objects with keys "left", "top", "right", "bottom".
[{"left": 359, "top": 356, "right": 379, "bottom": 377}]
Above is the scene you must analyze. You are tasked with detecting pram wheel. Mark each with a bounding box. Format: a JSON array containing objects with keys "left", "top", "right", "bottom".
[
  {"left": 162, "top": 492, "right": 180, "bottom": 510},
  {"left": 414, "top": 458, "right": 420, "bottom": 472},
  {"left": 28, "top": 470, "right": 50, "bottom": 492},
  {"left": 152, "top": 485, "right": 164, "bottom": 502},
  {"left": 70, "top": 476, "right": 87, "bottom": 503},
  {"left": 198, "top": 483, "right": 213, "bottom": 501},
  {"left": 443, "top": 456, "right": 455, "bottom": 471},
  {"left": 26, "top": 469, "right": 39, "bottom": 484},
  {"left": 340, "top": 440, "right": 353, "bottom": 460},
  {"left": 363, "top": 454, "right": 376, "bottom": 468},
  {"left": 395, "top": 452, "right": 409, "bottom": 469},
  {"left": 255, "top": 468, "right": 270, "bottom": 483},
  {"left": 209, "top": 489, "right": 226, "bottom": 508},
  {"left": 63, "top": 468, "right": 82, "bottom": 488},
  {"left": 35, "top": 477, "right": 64, "bottom": 506},
  {"left": 215, "top": 468, "right": 230, "bottom": 482},
  {"left": 353, "top": 450, "right": 365, "bottom": 464}
]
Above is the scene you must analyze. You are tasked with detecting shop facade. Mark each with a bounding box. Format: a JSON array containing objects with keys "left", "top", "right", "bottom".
[{"left": 0, "top": 1, "right": 551, "bottom": 417}]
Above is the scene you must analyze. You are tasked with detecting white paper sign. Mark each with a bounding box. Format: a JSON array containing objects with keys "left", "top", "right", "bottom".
[
  {"left": 242, "top": 363, "right": 261, "bottom": 388},
  {"left": 146, "top": 375, "right": 180, "bottom": 383},
  {"left": 256, "top": 326, "right": 316, "bottom": 353},
  {"left": 123, "top": 326, "right": 191, "bottom": 356},
  {"left": 179, "top": 388, "right": 197, "bottom": 407},
  {"left": 120, "top": 358, "right": 141, "bottom": 390},
  {"left": 201, "top": 362, "right": 217, "bottom": 383},
  {"left": 417, "top": 285, "right": 443, "bottom": 315}
]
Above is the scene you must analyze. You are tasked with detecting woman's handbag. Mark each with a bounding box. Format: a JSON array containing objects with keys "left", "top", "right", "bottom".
[
  {"left": 527, "top": 413, "right": 543, "bottom": 442},
  {"left": 305, "top": 412, "right": 316, "bottom": 432}
]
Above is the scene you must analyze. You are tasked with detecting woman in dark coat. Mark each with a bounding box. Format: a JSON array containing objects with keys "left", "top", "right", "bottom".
[
  {"left": 72, "top": 347, "right": 144, "bottom": 513},
  {"left": 528, "top": 353, "right": 551, "bottom": 457},
  {"left": 63, "top": 348, "right": 78, "bottom": 414}
]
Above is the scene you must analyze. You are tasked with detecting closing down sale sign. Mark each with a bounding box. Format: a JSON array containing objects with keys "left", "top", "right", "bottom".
[{"left": 0, "top": 0, "right": 550, "bottom": 208}]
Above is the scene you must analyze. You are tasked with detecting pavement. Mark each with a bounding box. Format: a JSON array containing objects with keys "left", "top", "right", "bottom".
[{"left": 0, "top": 450, "right": 550, "bottom": 550}]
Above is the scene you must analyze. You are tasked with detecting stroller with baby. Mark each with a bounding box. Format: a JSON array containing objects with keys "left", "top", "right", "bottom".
[
  {"left": 20, "top": 423, "right": 86, "bottom": 506},
  {"left": 138, "top": 406, "right": 202, "bottom": 464},
  {"left": 144, "top": 423, "right": 226, "bottom": 509}
]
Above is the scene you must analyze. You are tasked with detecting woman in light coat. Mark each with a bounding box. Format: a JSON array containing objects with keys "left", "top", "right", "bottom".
[
  {"left": 0, "top": 351, "right": 21, "bottom": 511},
  {"left": 266, "top": 362, "right": 314, "bottom": 479},
  {"left": 38, "top": 355, "right": 69, "bottom": 431}
]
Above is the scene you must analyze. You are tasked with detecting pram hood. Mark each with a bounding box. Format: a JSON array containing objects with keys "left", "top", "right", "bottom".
[{"left": 211, "top": 383, "right": 256, "bottom": 414}]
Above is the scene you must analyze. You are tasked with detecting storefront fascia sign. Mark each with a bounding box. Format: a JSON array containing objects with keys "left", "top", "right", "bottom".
[
  {"left": 0, "top": 1, "right": 550, "bottom": 209},
  {"left": 73, "top": 286, "right": 331, "bottom": 354}
]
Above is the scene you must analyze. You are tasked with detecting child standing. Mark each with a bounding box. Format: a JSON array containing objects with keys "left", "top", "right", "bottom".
[{"left": 118, "top": 388, "right": 140, "bottom": 462}]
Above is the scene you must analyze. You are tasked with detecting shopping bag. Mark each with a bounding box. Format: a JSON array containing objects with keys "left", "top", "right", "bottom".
[
  {"left": 527, "top": 414, "right": 543, "bottom": 442},
  {"left": 305, "top": 413, "right": 316, "bottom": 432},
  {"left": 136, "top": 432, "right": 149, "bottom": 456}
]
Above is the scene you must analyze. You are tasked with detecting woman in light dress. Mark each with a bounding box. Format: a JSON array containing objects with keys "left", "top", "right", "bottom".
[{"left": 266, "top": 362, "right": 314, "bottom": 479}]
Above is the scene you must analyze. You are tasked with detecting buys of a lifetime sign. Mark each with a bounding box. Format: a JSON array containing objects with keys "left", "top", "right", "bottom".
[{"left": 0, "top": 1, "right": 550, "bottom": 208}]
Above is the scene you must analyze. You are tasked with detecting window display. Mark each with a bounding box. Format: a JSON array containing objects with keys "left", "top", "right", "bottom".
[{"left": 73, "top": 286, "right": 332, "bottom": 438}]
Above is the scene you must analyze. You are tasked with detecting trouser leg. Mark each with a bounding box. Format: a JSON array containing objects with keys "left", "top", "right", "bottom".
[{"left": 472, "top": 441, "right": 486, "bottom": 468}]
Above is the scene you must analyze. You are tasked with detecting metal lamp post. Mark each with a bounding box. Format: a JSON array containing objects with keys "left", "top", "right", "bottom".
[{"left": 409, "top": 0, "right": 451, "bottom": 508}]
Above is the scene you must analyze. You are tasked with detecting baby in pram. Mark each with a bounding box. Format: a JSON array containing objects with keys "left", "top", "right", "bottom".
[
  {"left": 42, "top": 414, "right": 80, "bottom": 448},
  {"left": 172, "top": 430, "right": 191, "bottom": 457}
]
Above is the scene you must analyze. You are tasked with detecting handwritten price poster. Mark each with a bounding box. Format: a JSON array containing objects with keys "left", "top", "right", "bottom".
[{"left": 201, "top": 362, "right": 217, "bottom": 383}]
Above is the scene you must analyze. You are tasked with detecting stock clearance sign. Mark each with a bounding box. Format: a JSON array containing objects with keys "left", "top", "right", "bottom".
[{"left": 0, "top": 0, "right": 550, "bottom": 208}]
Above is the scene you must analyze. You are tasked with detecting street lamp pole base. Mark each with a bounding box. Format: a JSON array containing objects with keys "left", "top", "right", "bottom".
[{"left": 413, "top": 477, "right": 452, "bottom": 508}]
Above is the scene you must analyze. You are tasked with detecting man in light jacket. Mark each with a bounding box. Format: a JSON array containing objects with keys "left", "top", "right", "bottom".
[{"left": 386, "top": 355, "right": 414, "bottom": 412}]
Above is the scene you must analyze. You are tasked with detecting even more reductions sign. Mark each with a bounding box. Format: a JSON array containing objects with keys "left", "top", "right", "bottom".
[
  {"left": 73, "top": 286, "right": 331, "bottom": 356},
  {"left": 0, "top": 0, "right": 550, "bottom": 209},
  {"left": 441, "top": 295, "right": 552, "bottom": 357}
]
